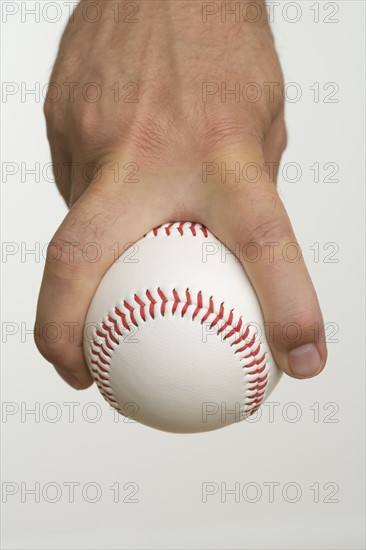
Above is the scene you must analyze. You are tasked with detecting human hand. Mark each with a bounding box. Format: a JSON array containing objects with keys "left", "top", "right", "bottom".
[{"left": 35, "top": 0, "right": 327, "bottom": 389}]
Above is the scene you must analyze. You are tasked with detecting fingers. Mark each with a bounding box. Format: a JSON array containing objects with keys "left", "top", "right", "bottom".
[
  {"left": 206, "top": 167, "right": 327, "bottom": 379},
  {"left": 35, "top": 165, "right": 182, "bottom": 389},
  {"left": 36, "top": 145, "right": 327, "bottom": 387}
]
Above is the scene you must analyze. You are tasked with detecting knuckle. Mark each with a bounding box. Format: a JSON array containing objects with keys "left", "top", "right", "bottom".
[
  {"left": 45, "top": 233, "right": 88, "bottom": 275},
  {"left": 245, "top": 215, "right": 291, "bottom": 247},
  {"left": 281, "top": 307, "right": 318, "bottom": 331},
  {"left": 76, "top": 101, "right": 99, "bottom": 144},
  {"left": 43, "top": 99, "right": 65, "bottom": 143},
  {"left": 34, "top": 330, "right": 66, "bottom": 364},
  {"left": 274, "top": 305, "right": 323, "bottom": 347},
  {"left": 35, "top": 329, "right": 84, "bottom": 378}
]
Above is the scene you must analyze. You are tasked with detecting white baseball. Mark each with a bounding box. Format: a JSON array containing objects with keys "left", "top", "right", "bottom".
[{"left": 84, "top": 222, "right": 282, "bottom": 433}]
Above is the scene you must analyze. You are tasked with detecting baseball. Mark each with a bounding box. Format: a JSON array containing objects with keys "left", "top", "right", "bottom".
[{"left": 84, "top": 222, "right": 282, "bottom": 433}]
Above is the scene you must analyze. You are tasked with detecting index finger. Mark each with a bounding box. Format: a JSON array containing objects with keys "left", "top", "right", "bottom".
[{"left": 35, "top": 168, "right": 175, "bottom": 388}]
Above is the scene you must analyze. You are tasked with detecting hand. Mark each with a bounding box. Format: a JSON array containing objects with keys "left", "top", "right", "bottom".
[{"left": 35, "top": 0, "right": 327, "bottom": 389}]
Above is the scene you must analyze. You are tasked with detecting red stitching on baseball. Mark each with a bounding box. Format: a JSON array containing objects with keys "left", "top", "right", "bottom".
[
  {"left": 223, "top": 317, "right": 242, "bottom": 339},
  {"left": 91, "top": 348, "right": 109, "bottom": 361},
  {"left": 123, "top": 300, "right": 137, "bottom": 326},
  {"left": 165, "top": 223, "right": 175, "bottom": 236},
  {"left": 91, "top": 345, "right": 109, "bottom": 362},
  {"left": 210, "top": 303, "right": 224, "bottom": 328},
  {"left": 233, "top": 325, "right": 250, "bottom": 345},
  {"left": 146, "top": 290, "right": 156, "bottom": 318},
  {"left": 181, "top": 289, "right": 191, "bottom": 316},
  {"left": 172, "top": 289, "right": 180, "bottom": 315},
  {"left": 115, "top": 307, "right": 130, "bottom": 331},
  {"left": 201, "top": 297, "right": 214, "bottom": 323},
  {"left": 157, "top": 288, "right": 168, "bottom": 315},
  {"left": 102, "top": 322, "right": 118, "bottom": 345},
  {"left": 193, "top": 291, "right": 203, "bottom": 320},
  {"left": 89, "top": 286, "right": 270, "bottom": 416},
  {"left": 89, "top": 220, "right": 271, "bottom": 416},
  {"left": 107, "top": 316, "right": 122, "bottom": 337},
  {"left": 235, "top": 333, "right": 256, "bottom": 353},
  {"left": 96, "top": 330, "right": 113, "bottom": 351},
  {"left": 134, "top": 294, "right": 146, "bottom": 322},
  {"left": 218, "top": 310, "right": 234, "bottom": 336},
  {"left": 150, "top": 222, "right": 209, "bottom": 238}
]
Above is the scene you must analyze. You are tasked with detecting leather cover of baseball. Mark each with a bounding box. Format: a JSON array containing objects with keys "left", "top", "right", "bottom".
[{"left": 84, "top": 222, "right": 281, "bottom": 433}]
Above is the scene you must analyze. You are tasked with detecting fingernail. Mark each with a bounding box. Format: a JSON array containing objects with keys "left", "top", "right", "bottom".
[
  {"left": 54, "top": 366, "right": 83, "bottom": 390},
  {"left": 288, "top": 343, "right": 323, "bottom": 378}
]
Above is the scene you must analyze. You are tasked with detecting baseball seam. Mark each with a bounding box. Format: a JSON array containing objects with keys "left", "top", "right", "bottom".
[
  {"left": 89, "top": 288, "right": 270, "bottom": 418},
  {"left": 150, "top": 222, "right": 209, "bottom": 238},
  {"left": 87, "top": 222, "right": 271, "bottom": 421}
]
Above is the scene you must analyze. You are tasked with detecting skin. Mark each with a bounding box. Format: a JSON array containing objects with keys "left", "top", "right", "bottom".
[{"left": 35, "top": 0, "right": 327, "bottom": 389}]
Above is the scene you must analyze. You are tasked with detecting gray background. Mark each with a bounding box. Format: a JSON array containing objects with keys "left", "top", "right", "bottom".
[{"left": 1, "top": 1, "right": 365, "bottom": 549}]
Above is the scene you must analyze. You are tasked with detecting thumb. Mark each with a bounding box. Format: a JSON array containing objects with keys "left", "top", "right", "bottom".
[{"left": 208, "top": 174, "right": 327, "bottom": 379}]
